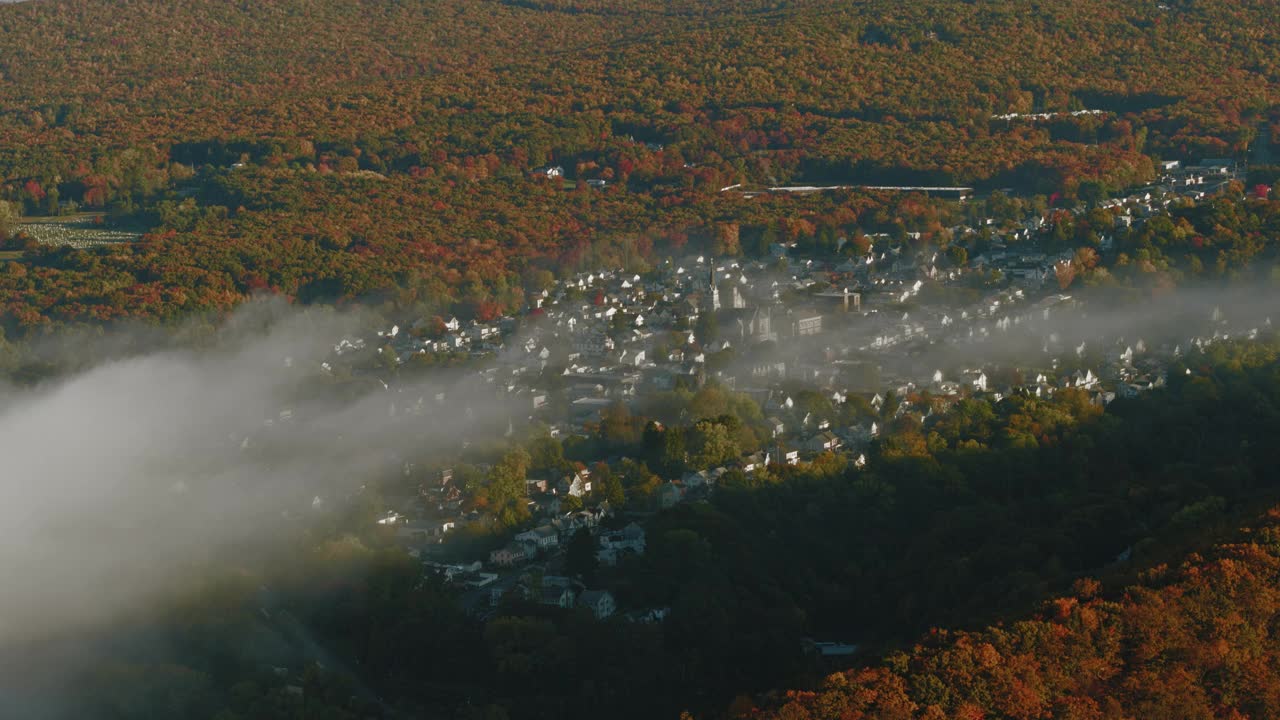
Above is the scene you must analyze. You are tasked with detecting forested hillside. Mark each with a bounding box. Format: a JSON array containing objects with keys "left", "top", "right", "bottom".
[
  {"left": 7, "top": 3, "right": 1280, "bottom": 719},
  {"left": 758, "top": 507, "right": 1280, "bottom": 720},
  {"left": 25, "top": 337, "right": 1280, "bottom": 719},
  {"left": 0, "top": 0, "right": 1278, "bottom": 332}
]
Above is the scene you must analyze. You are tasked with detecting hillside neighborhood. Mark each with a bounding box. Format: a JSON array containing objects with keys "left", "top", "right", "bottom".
[{"left": 245, "top": 159, "right": 1273, "bottom": 623}]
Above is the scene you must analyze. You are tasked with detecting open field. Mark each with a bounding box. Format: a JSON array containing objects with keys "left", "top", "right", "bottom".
[{"left": 15, "top": 214, "right": 143, "bottom": 249}]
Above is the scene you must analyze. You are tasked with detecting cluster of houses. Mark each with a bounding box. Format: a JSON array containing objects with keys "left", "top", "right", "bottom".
[
  {"left": 484, "top": 503, "right": 642, "bottom": 569},
  {"left": 422, "top": 561, "right": 622, "bottom": 620},
  {"left": 289, "top": 160, "right": 1276, "bottom": 625},
  {"left": 472, "top": 520, "right": 648, "bottom": 621},
  {"left": 344, "top": 234, "right": 1237, "bottom": 532},
  {"left": 331, "top": 154, "right": 1244, "bottom": 444},
  {"left": 487, "top": 574, "right": 619, "bottom": 620},
  {"left": 405, "top": 493, "right": 650, "bottom": 621}
]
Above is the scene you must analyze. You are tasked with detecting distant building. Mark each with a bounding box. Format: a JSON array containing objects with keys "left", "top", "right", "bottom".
[
  {"left": 706, "top": 266, "right": 721, "bottom": 313},
  {"left": 658, "top": 481, "right": 685, "bottom": 508},
  {"left": 723, "top": 306, "right": 774, "bottom": 343},
  {"left": 597, "top": 522, "right": 646, "bottom": 566},
  {"left": 814, "top": 288, "right": 861, "bottom": 312},
  {"left": 577, "top": 590, "right": 617, "bottom": 619},
  {"left": 540, "top": 585, "right": 576, "bottom": 608},
  {"left": 515, "top": 525, "right": 560, "bottom": 550},
  {"left": 489, "top": 543, "right": 529, "bottom": 567},
  {"left": 804, "top": 431, "right": 842, "bottom": 453},
  {"left": 773, "top": 446, "right": 800, "bottom": 465},
  {"left": 792, "top": 314, "right": 823, "bottom": 336}
]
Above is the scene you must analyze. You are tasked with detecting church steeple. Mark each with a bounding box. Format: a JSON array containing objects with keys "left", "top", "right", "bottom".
[{"left": 708, "top": 264, "right": 720, "bottom": 312}]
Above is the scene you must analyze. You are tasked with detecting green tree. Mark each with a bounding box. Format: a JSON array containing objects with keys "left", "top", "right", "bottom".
[
  {"left": 644, "top": 422, "right": 688, "bottom": 476},
  {"left": 488, "top": 448, "right": 532, "bottom": 527},
  {"left": 0, "top": 200, "right": 18, "bottom": 245},
  {"left": 718, "top": 467, "right": 752, "bottom": 490},
  {"left": 599, "top": 401, "right": 640, "bottom": 448},
  {"left": 598, "top": 471, "right": 626, "bottom": 507},
  {"left": 689, "top": 420, "right": 739, "bottom": 470},
  {"left": 528, "top": 434, "right": 566, "bottom": 473},
  {"left": 565, "top": 527, "right": 599, "bottom": 582}
]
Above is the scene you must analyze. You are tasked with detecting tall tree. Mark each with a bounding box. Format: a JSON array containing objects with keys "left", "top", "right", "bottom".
[{"left": 565, "top": 527, "right": 599, "bottom": 582}]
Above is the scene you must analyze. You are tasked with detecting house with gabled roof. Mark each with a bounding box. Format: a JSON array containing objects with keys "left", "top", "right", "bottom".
[
  {"left": 515, "top": 525, "right": 560, "bottom": 550},
  {"left": 578, "top": 590, "right": 616, "bottom": 619}
]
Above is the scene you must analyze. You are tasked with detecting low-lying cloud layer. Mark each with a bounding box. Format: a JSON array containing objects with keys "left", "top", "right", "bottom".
[
  {"left": 0, "top": 283, "right": 1274, "bottom": 710},
  {"left": 728, "top": 283, "right": 1280, "bottom": 387},
  {"left": 0, "top": 302, "right": 513, "bottom": 652}
]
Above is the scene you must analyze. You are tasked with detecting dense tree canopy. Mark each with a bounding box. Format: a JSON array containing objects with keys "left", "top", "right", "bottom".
[
  {"left": 1, "top": 0, "right": 1278, "bottom": 333},
  {"left": 758, "top": 506, "right": 1280, "bottom": 720},
  {"left": 7, "top": 2, "right": 1280, "bottom": 718},
  {"left": 34, "top": 334, "right": 1280, "bottom": 720}
]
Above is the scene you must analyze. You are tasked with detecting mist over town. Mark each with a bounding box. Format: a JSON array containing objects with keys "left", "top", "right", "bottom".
[{"left": 3, "top": 0, "right": 1280, "bottom": 718}]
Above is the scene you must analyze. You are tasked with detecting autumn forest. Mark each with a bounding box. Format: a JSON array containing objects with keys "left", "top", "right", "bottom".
[
  {"left": 4, "top": 1, "right": 1280, "bottom": 719},
  {"left": 0, "top": 0, "right": 1278, "bottom": 332}
]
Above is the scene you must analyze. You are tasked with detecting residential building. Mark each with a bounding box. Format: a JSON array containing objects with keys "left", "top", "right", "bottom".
[{"left": 578, "top": 590, "right": 617, "bottom": 619}]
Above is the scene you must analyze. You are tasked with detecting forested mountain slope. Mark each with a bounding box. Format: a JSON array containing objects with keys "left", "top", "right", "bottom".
[
  {"left": 5, "top": 4, "right": 1280, "bottom": 717},
  {"left": 758, "top": 507, "right": 1280, "bottom": 720},
  {"left": 0, "top": 0, "right": 1273, "bottom": 178},
  {"left": 20, "top": 338, "right": 1280, "bottom": 719},
  {"left": 0, "top": 0, "right": 1278, "bottom": 331}
]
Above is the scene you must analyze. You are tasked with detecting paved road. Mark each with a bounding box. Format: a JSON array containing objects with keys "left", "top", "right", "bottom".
[{"left": 1252, "top": 121, "right": 1273, "bottom": 167}]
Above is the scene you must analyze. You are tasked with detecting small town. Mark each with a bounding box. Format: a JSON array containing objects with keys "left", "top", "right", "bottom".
[
  {"left": 241, "top": 157, "right": 1270, "bottom": 628},
  {"left": 11, "top": 2, "right": 1280, "bottom": 717}
]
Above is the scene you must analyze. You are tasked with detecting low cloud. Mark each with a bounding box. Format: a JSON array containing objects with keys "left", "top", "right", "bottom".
[
  {"left": 718, "top": 282, "right": 1278, "bottom": 390},
  {"left": 0, "top": 301, "right": 514, "bottom": 651}
]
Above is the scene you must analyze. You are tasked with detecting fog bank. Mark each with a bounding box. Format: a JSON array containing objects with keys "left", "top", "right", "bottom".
[{"left": 0, "top": 302, "right": 512, "bottom": 651}]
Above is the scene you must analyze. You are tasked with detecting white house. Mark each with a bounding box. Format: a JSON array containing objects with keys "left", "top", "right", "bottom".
[
  {"left": 515, "top": 525, "right": 560, "bottom": 550},
  {"left": 962, "top": 369, "right": 988, "bottom": 392},
  {"left": 775, "top": 446, "right": 800, "bottom": 465},
  {"left": 557, "top": 469, "right": 592, "bottom": 498}
]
